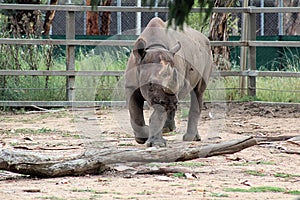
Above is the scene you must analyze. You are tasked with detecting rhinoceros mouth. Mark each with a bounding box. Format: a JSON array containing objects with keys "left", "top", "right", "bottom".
[{"left": 145, "top": 85, "right": 178, "bottom": 110}]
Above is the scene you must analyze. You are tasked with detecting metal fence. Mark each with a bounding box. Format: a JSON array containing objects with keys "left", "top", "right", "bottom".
[{"left": 0, "top": 3, "right": 300, "bottom": 107}]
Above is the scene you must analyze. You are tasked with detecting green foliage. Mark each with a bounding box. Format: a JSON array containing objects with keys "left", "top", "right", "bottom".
[
  {"left": 167, "top": 0, "right": 216, "bottom": 29},
  {"left": 0, "top": 39, "right": 65, "bottom": 101},
  {"left": 256, "top": 77, "right": 300, "bottom": 103},
  {"left": 74, "top": 46, "right": 128, "bottom": 101},
  {"left": 271, "top": 48, "right": 300, "bottom": 72}
]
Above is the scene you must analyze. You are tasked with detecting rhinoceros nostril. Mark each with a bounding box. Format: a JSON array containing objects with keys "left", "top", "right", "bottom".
[{"left": 148, "top": 82, "right": 154, "bottom": 91}]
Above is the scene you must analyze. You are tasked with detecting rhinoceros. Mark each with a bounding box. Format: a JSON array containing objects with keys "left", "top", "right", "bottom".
[{"left": 125, "top": 17, "right": 213, "bottom": 147}]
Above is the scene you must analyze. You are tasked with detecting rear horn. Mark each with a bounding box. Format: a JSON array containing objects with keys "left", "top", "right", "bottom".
[{"left": 169, "top": 41, "right": 181, "bottom": 56}]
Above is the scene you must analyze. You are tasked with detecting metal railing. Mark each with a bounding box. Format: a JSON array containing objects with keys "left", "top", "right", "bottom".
[{"left": 0, "top": 4, "right": 300, "bottom": 107}]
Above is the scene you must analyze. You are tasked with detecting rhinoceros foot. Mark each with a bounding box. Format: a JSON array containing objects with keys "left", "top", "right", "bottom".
[
  {"left": 183, "top": 133, "right": 201, "bottom": 141},
  {"left": 135, "top": 137, "right": 148, "bottom": 144},
  {"left": 146, "top": 136, "right": 166, "bottom": 147},
  {"left": 134, "top": 126, "right": 149, "bottom": 144}
]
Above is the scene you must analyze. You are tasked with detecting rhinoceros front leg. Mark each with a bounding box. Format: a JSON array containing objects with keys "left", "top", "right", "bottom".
[
  {"left": 183, "top": 81, "right": 207, "bottom": 141},
  {"left": 146, "top": 104, "right": 167, "bottom": 147},
  {"left": 128, "top": 89, "right": 149, "bottom": 144}
]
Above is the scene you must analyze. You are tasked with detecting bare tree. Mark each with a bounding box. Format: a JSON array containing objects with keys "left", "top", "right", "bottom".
[
  {"left": 209, "top": 0, "right": 236, "bottom": 70},
  {"left": 86, "top": 0, "right": 100, "bottom": 35},
  {"left": 5, "top": 0, "right": 43, "bottom": 37},
  {"left": 284, "top": 0, "right": 300, "bottom": 35},
  {"left": 42, "top": 0, "right": 59, "bottom": 36},
  {"left": 100, "top": 0, "right": 112, "bottom": 35}
]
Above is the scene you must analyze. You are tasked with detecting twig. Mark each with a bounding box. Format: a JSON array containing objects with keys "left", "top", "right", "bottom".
[{"left": 25, "top": 105, "right": 65, "bottom": 114}]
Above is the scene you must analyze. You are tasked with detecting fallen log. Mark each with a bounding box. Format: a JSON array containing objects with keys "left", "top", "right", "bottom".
[{"left": 0, "top": 136, "right": 257, "bottom": 177}]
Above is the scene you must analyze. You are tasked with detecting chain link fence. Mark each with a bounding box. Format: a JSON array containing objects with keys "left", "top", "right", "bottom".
[{"left": 51, "top": 0, "right": 168, "bottom": 35}]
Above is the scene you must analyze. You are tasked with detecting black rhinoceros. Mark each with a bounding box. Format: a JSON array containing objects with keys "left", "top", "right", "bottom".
[{"left": 125, "top": 17, "right": 213, "bottom": 147}]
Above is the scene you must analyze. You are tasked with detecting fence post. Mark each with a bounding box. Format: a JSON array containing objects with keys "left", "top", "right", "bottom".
[
  {"left": 247, "top": 12, "right": 256, "bottom": 97},
  {"left": 240, "top": 0, "right": 249, "bottom": 97},
  {"left": 66, "top": 10, "right": 75, "bottom": 101}
]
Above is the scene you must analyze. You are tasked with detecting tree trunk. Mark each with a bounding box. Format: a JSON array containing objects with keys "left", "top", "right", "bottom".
[
  {"left": 0, "top": 136, "right": 258, "bottom": 177},
  {"left": 100, "top": 0, "right": 112, "bottom": 35},
  {"left": 209, "top": 0, "right": 233, "bottom": 70},
  {"left": 86, "top": 0, "right": 100, "bottom": 35},
  {"left": 42, "top": 0, "right": 59, "bottom": 36},
  {"left": 284, "top": 0, "right": 300, "bottom": 35}
]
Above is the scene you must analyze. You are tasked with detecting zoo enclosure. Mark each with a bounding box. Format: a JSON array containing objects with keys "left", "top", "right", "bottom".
[{"left": 0, "top": 4, "right": 300, "bottom": 107}]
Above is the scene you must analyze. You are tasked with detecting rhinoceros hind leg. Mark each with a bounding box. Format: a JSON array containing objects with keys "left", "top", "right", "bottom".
[
  {"left": 184, "top": 80, "right": 207, "bottom": 142},
  {"left": 162, "top": 109, "right": 176, "bottom": 133}
]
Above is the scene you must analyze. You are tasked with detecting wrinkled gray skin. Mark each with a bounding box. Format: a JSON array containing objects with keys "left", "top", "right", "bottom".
[{"left": 125, "top": 17, "right": 213, "bottom": 147}]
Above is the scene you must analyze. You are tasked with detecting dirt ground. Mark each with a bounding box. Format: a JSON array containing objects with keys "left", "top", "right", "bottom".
[{"left": 0, "top": 102, "right": 299, "bottom": 200}]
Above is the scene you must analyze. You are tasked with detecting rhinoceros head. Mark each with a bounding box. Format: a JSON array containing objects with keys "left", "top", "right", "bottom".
[{"left": 133, "top": 38, "right": 181, "bottom": 107}]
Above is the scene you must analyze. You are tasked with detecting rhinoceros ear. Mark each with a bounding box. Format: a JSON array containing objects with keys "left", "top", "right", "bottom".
[
  {"left": 133, "top": 38, "right": 146, "bottom": 63},
  {"left": 170, "top": 41, "right": 181, "bottom": 56}
]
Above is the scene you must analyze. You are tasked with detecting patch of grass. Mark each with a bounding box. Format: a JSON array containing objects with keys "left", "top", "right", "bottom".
[
  {"left": 169, "top": 184, "right": 183, "bottom": 187},
  {"left": 136, "top": 190, "right": 153, "bottom": 195},
  {"left": 9, "top": 142, "right": 21, "bottom": 147},
  {"left": 163, "top": 131, "right": 179, "bottom": 136},
  {"left": 89, "top": 194, "right": 103, "bottom": 200},
  {"left": 118, "top": 143, "right": 135, "bottom": 147},
  {"left": 172, "top": 172, "right": 185, "bottom": 178},
  {"left": 61, "top": 133, "right": 81, "bottom": 139},
  {"left": 211, "top": 193, "right": 229, "bottom": 197},
  {"left": 288, "top": 190, "right": 300, "bottom": 195},
  {"left": 1, "top": 128, "right": 58, "bottom": 135},
  {"left": 179, "top": 108, "right": 189, "bottom": 118},
  {"left": 37, "top": 196, "right": 66, "bottom": 200},
  {"left": 225, "top": 187, "right": 300, "bottom": 196},
  {"left": 244, "top": 170, "right": 266, "bottom": 176},
  {"left": 256, "top": 77, "right": 300, "bottom": 103},
  {"left": 167, "top": 162, "right": 205, "bottom": 167},
  {"left": 258, "top": 161, "right": 276, "bottom": 165},
  {"left": 224, "top": 186, "right": 286, "bottom": 193},
  {"left": 232, "top": 161, "right": 276, "bottom": 166},
  {"left": 71, "top": 188, "right": 97, "bottom": 193},
  {"left": 204, "top": 68, "right": 300, "bottom": 103},
  {"left": 239, "top": 95, "right": 262, "bottom": 102},
  {"left": 274, "top": 173, "right": 300, "bottom": 178}
]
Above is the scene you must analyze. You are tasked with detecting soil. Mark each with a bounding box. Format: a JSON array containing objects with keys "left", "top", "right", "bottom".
[{"left": 0, "top": 102, "right": 299, "bottom": 200}]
